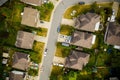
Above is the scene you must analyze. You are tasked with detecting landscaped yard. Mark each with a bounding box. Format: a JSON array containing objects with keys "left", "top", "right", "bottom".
[
  {"left": 55, "top": 42, "right": 71, "bottom": 58},
  {"left": 60, "top": 25, "right": 74, "bottom": 35},
  {"left": 34, "top": 2, "right": 54, "bottom": 21},
  {"left": 31, "top": 41, "right": 44, "bottom": 63},
  {"left": 37, "top": 28, "right": 48, "bottom": 37},
  {"left": 64, "top": 2, "right": 112, "bottom": 19}
]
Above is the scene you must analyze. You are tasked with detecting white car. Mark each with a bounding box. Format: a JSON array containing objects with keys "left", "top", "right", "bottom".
[{"left": 44, "top": 48, "right": 48, "bottom": 56}]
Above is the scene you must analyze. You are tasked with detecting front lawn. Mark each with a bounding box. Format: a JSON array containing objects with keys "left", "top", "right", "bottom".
[
  {"left": 60, "top": 25, "right": 74, "bottom": 35},
  {"left": 31, "top": 41, "right": 44, "bottom": 63},
  {"left": 64, "top": 2, "right": 112, "bottom": 19},
  {"left": 37, "top": 28, "right": 48, "bottom": 37},
  {"left": 55, "top": 42, "right": 71, "bottom": 58},
  {"left": 64, "top": 4, "right": 91, "bottom": 19}
]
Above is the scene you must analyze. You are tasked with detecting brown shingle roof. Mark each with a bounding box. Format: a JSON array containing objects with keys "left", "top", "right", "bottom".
[
  {"left": 9, "top": 71, "right": 25, "bottom": 80},
  {"left": 65, "top": 50, "right": 90, "bottom": 70},
  {"left": 20, "top": 0, "right": 41, "bottom": 6},
  {"left": 71, "top": 31, "right": 93, "bottom": 48},
  {"left": 74, "top": 12, "right": 100, "bottom": 32},
  {"left": 105, "top": 22, "right": 120, "bottom": 46},
  {"left": 15, "top": 31, "right": 34, "bottom": 49},
  {"left": 12, "top": 52, "right": 30, "bottom": 71},
  {"left": 21, "top": 7, "right": 39, "bottom": 27}
]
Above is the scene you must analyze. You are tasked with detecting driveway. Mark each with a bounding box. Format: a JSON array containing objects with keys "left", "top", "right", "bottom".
[
  {"left": 39, "top": 0, "right": 113, "bottom": 80},
  {"left": 61, "top": 18, "right": 74, "bottom": 26}
]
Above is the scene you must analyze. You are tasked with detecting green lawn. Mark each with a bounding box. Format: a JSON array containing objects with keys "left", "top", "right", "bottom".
[
  {"left": 37, "top": 28, "right": 48, "bottom": 37},
  {"left": 64, "top": 4, "right": 91, "bottom": 19},
  {"left": 55, "top": 42, "right": 71, "bottom": 58},
  {"left": 60, "top": 25, "right": 74, "bottom": 35},
  {"left": 34, "top": 2, "right": 54, "bottom": 21},
  {"left": 31, "top": 41, "right": 44, "bottom": 63},
  {"left": 64, "top": 2, "right": 112, "bottom": 19}
]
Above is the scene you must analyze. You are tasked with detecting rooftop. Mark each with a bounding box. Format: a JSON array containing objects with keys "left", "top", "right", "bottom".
[
  {"left": 15, "top": 31, "right": 34, "bottom": 49},
  {"left": 105, "top": 22, "right": 120, "bottom": 46},
  {"left": 20, "top": 0, "right": 41, "bottom": 6},
  {"left": 65, "top": 50, "right": 90, "bottom": 70},
  {"left": 12, "top": 52, "right": 30, "bottom": 71},
  {"left": 9, "top": 70, "right": 25, "bottom": 80},
  {"left": 71, "top": 31, "right": 95, "bottom": 48},
  {"left": 74, "top": 12, "right": 100, "bottom": 32},
  {"left": 21, "top": 7, "right": 39, "bottom": 27}
]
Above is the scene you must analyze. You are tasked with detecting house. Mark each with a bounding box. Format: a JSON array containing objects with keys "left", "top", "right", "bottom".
[
  {"left": 74, "top": 12, "right": 100, "bottom": 32},
  {"left": 0, "top": 0, "right": 8, "bottom": 6},
  {"left": 15, "top": 31, "right": 34, "bottom": 49},
  {"left": 104, "top": 22, "right": 120, "bottom": 48},
  {"left": 71, "top": 31, "right": 96, "bottom": 48},
  {"left": 12, "top": 52, "right": 30, "bottom": 71},
  {"left": 65, "top": 50, "right": 90, "bottom": 70},
  {"left": 21, "top": 7, "right": 40, "bottom": 28},
  {"left": 20, "top": 0, "right": 41, "bottom": 6},
  {"left": 9, "top": 70, "right": 25, "bottom": 80}
]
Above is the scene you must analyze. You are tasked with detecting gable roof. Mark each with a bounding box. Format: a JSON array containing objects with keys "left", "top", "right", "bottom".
[
  {"left": 15, "top": 31, "right": 34, "bottom": 49},
  {"left": 9, "top": 71, "right": 25, "bottom": 80},
  {"left": 105, "top": 22, "right": 120, "bottom": 46},
  {"left": 71, "top": 31, "right": 94, "bottom": 48},
  {"left": 74, "top": 12, "right": 100, "bottom": 32},
  {"left": 0, "top": 0, "right": 8, "bottom": 6},
  {"left": 65, "top": 50, "right": 90, "bottom": 70},
  {"left": 20, "top": 0, "right": 41, "bottom": 6},
  {"left": 12, "top": 52, "right": 30, "bottom": 71},
  {"left": 21, "top": 7, "right": 39, "bottom": 27}
]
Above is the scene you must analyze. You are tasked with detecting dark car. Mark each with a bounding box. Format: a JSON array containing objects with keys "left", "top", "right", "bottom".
[
  {"left": 57, "top": 26, "right": 60, "bottom": 33},
  {"left": 78, "top": 1, "right": 85, "bottom": 5}
]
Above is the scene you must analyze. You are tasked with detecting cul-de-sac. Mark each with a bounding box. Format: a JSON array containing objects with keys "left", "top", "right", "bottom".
[{"left": 0, "top": 0, "right": 120, "bottom": 80}]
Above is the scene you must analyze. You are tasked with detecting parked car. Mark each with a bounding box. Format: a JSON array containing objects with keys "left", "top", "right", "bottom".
[
  {"left": 78, "top": 1, "right": 85, "bottom": 5},
  {"left": 44, "top": 48, "right": 48, "bottom": 56},
  {"left": 57, "top": 26, "right": 60, "bottom": 33}
]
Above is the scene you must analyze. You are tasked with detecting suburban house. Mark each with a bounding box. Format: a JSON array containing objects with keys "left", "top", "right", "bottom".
[
  {"left": 104, "top": 22, "right": 120, "bottom": 49},
  {"left": 74, "top": 12, "right": 100, "bottom": 32},
  {"left": 0, "top": 0, "right": 8, "bottom": 6},
  {"left": 9, "top": 70, "right": 26, "bottom": 80},
  {"left": 71, "top": 31, "right": 96, "bottom": 48},
  {"left": 12, "top": 52, "right": 30, "bottom": 71},
  {"left": 21, "top": 7, "right": 40, "bottom": 28},
  {"left": 20, "top": 0, "right": 41, "bottom": 6},
  {"left": 65, "top": 50, "right": 90, "bottom": 70},
  {"left": 15, "top": 31, "right": 34, "bottom": 49}
]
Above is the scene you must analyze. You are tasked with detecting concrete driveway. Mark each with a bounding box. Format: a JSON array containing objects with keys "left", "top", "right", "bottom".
[{"left": 39, "top": 0, "right": 113, "bottom": 80}]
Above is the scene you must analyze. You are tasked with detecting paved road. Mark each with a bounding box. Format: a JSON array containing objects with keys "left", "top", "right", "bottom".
[{"left": 39, "top": 0, "right": 113, "bottom": 80}]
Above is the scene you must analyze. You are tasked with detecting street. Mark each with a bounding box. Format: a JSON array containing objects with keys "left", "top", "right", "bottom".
[{"left": 39, "top": 0, "right": 113, "bottom": 80}]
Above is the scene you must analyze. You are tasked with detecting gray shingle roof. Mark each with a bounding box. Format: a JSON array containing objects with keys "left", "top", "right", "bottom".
[
  {"left": 12, "top": 52, "right": 30, "bottom": 71},
  {"left": 74, "top": 12, "right": 100, "bottom": 32},
  {"left": 71, "top": 31, "right": 93, "bottom": 48},
  {"left": 105, "top": 22, "right": 120, "bottom": 46},
  {"left": 15, "top": 31, "right": 34, "bottom": 49},
  {"left": 65, "top": 50, "right": 90, "bottom": 70}
]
